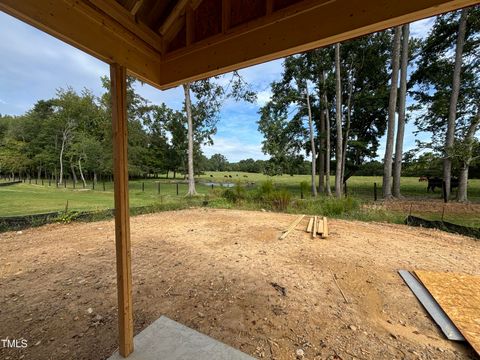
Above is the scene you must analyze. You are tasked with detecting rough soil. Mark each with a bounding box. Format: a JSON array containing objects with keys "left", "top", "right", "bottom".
[
  {"left": 1, "top": 208, "right": 479, "bottom": 360},
  {"left": 378, "top": 199, "right": 480, "bottom": 215}
]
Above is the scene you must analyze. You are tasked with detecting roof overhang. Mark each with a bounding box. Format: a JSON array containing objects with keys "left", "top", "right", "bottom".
[{"left": 0, "top": 0, "right": 477, "bottom": 90}]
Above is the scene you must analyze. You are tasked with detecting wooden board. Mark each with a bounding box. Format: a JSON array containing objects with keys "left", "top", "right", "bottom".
[
  {"left": 322, "top": 217, "right": 329, "bottom": 238},
  {"left": 312, "top": 216, "right": 317, "bottom": 239},
  {"left": 279, "top": 215, "right": 305, "bottom": 240},
  {"left": 398, "top": 270, "right": 465, "bottom": 341},
  {"left": 317, "top": 217, "right": 324, "bottom": 235},
  {"left": 306, "top": 217, "right": 314, "bottom": 233},
  {"left": 415, "top": 270, "right": 480, "bottom": 355},
  {"left": 111, "top": 64, "right": 134, "bottom": 357}
]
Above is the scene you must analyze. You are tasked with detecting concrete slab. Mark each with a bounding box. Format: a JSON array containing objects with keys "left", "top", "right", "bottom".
[{"left": 107, "top": 316, "right": 255, "bottom": 360}]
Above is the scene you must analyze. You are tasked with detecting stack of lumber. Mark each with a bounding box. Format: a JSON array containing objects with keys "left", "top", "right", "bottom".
[
  {"left": 279, "top": 215, "right": 329, "bottom": 240},
  {"left": 306, "top": 216, "right": 328, "bottom": 239}
]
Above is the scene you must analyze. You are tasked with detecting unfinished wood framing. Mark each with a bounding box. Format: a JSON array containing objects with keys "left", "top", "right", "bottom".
[
  {"left": 1, "top": 0, "right": 476, "bottom": 90},
  {"left": 110, "top": 63, "right": 134, "bottom": 357},
  {"left": 0, "top": 0, "right": 162, "bottom": 88},
  {"left": 159, "top": 0, "right": 478, "bottom": 88}
]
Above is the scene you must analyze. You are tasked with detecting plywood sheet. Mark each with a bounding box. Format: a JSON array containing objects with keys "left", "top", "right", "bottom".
[
  {"left": 415, "top": 270, "right": 480, "bottom": 355},
  {"left": 398, "top": 270, "right": 464, "bottom": 341}
]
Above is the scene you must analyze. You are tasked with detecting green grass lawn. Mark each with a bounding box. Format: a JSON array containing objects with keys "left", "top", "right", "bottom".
[{"left": 1, "top": 173, "right": 479, "bottom": 228}]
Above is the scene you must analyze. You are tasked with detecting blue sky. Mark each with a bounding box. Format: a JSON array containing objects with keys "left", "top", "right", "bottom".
[{"left": 0, "top": 11, "right": 433, "bottom": 162}]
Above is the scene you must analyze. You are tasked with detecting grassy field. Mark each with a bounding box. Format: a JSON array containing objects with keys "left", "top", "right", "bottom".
[{"left": 0, "top": 173, "right": 479, "bottom": 228}]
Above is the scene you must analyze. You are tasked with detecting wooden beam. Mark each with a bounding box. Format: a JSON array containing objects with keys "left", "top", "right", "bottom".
[
  {"left": 186, "top": 5, "right": 195, "bottom": 45},
  {"left": 0, "top": 0, "right": 162, "bottom": 89},
  {"left": 280, "top": 215, "right": 305, "bottom": 240},
  {"left": 222, "top": 0, "right": 231, "bottom": 33},
  {"left": 130, "top": 0, "right": 143, "bottom": 16},
  {"left": 110, "top": 63, "right": 134, "bottom": 358},
  {"left": 158, "top": 0, "right": 477, "bottom": 88},
  {"left": 88, "top": 0, "right": 162, "bottom": 53},
  {"left": 158, "top": 0, "right": 190, "bottom": 35},
  {"left": 266, "top": 0, "right": 274, "bottom": 15}
]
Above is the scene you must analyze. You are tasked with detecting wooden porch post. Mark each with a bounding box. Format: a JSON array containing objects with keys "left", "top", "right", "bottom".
[{"left": 110, "top": 63, "right": 134, "bottom": 357}]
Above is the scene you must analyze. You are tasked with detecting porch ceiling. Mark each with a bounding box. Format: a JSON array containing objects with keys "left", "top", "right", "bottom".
[{"left": 0, "top": 0, "right": 477, "bottom": 89}]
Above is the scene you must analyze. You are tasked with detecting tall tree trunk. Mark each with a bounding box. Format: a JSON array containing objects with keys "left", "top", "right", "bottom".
[
  {"left": 322, "top": 70, "right": 332, "bottom": 196},
  {"left": 456, "top": 106, "right": 480, "bottom": 202},
  {"left": 318, "top": 99, "right": 325, "bottom": 193},
  {"left": 78, "top": 158, "right": 87, "bottom": 187},
  {"left": 444, "top": 9, "right": 468, "bottom": 200},
  {"left": 341, "top": 71, "right": 353, "bottom": 186},
  {"left": 58, "top": 135, "right": 66, "bottom": 185},
  {"left": 305, "top": 84, "right": 317, "bottom": 197},
  {"left": 383, "top": 26, "right": 402, "bottom": 199},
  {"left": 334, "top": 43, "right": 343, "bottom": 198},
  {"left": 393, "top": 24, "right": 410, "bottom": 198},
  {"left": 70, "top": 160, "right": 78, "bottom": 183},
  {"left": 183, "top": 83, "right": 197, "bottom": 196}
]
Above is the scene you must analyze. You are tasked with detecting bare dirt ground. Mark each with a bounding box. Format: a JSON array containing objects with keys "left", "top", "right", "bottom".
[
  {"left": 1, "top": 208, "right": 479, "bottom": 360},
  {"left": 378, "top": 199, "right": 480, "bottom": 215}
]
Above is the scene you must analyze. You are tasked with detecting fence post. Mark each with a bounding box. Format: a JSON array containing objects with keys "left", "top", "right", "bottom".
[
  {"left": 64, "top": 180, "right": 67, "bottom": 188},
  {"left": 176, "top": 183, "right": 179, "bottom": 195},
  {"left": 92, "top": 181, "right": 95, "bottom": 190},
  {"left": 157, "top": 182, "right": 160, "bottom": 194},
  {"left": 211, "top": 184, "right": 214, "bottom": 190},
  {"left": 103, "top": 181, "right": 106, "bottom": 191},
  {"left": 73, "top": 180, "right": 76, "bottom": 189},
  {"left": 142, "top": 182, "right": 145, "bottom": 192},
  {"left": 374, "top": 182, "right": 377, "bottom": 201}
]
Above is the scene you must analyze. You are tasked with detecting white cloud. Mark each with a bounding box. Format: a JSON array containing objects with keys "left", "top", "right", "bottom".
[
  {"left": 410, "top": 17, "right": 434, "bottom": 39},
  {"left": 256, "top": 90, "right": 272, "bottom": 106}
]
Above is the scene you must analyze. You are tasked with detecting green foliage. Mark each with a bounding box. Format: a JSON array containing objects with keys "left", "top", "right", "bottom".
[
  {"left": 299, "top": 181, "right": 309, "bottom": 195},
  {"left": 222, "top": 183, "right": 246, "bottom": 203},
  {"left": 256, "top": 180, "right": 274, "bottom": 199},
  {"left": 410, "top": 8, "right": 480, "bottom": 152},
  {"left": 268, "top": 189, "right": 292, "bottom": 211},
  {"left": 55, "top": 210, "right": 81, "bottom": 224},
  {"left": 293, "top": 196, "right": 360, "bottom": 217}
]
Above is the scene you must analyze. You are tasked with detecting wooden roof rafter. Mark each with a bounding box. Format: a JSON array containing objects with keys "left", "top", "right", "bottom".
[{"left": 1, "top": 0, "right": 477, "bottom": 90}]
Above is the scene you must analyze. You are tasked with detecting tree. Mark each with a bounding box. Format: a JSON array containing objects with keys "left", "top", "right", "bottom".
[
  {"left": 383, "top": 26, "right": 402, "bottom": 199},
  {"left": 410, "top": 7, "right": 479, "bottom": 200},
  {"left": 444, "top": 9, "right": 468, "bottom": 199},
  {"left": 334, "top": 43, "right": 343, "bottom": 198},
  {"left": 321, "top": 70, "right": 333, "bottom": 196},
  {"left": 183, "top": 72, "right": 255, "bottom": 196},
  {"left": 392, "top": 24, "right": 410, "bottom": 197},
  {"left": 454, "top": 104, "right": 479, "bottom": 201},
  {"left": 183, "top": 83, "right": 197, "bottom": 195},
  {"left": 209, "top": 153, "right": 229, "bottom": 171}
]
